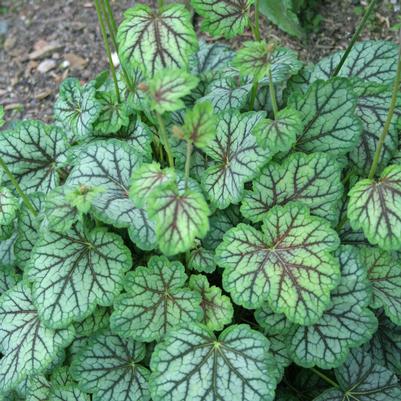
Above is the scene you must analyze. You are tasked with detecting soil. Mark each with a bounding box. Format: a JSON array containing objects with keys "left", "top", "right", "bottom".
[{"left": 0, "top": 0, "right": 399, "bottom": 124}]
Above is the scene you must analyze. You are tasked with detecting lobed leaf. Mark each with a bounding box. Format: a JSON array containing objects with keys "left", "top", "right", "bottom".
[
  {"left": 0, "top": 282, "right": 74, "bottom": 392},
  {"left": 314, "top": 348, "right": 401, "bottom": 401},
  {"left": 110, "top": 256, "right": 202, "bottom": 342},
  {"left": 217, "top": 203, "right": 340, "bottom": 324},
  {"left": 289, "top": 78, "right": 361, "bottom": 155},
  {"left": 150, "top": 324, "right": 277, "bottom": 401},
  {"left": 189, "top": 274, "right": 233, "bottom": 331},
  {"left": 202, "top": 110, "right": 269, "bottom": 209},
  {"left": 312, "top": 40, "right": 400, "bottom": 85},
  {"left": 54, "top": 78, "right": 101, "bottom": 139},
  {"left": 0, "top": 121, "right": 69, "bottom": 194},
  {"left": 29, "top": 226, "right": 132, "bottom": 329},
  {"left": 147, "top": 184, "right": 210, "bottom": 256},
  {"left": 359, "top": 246, "right": 401, "bottom": 325},
  {"left": 117, "top": 4, "right": 197, "bottom": 77},
  {"left": 147, "top": 69, "right": 199, "bottom": 114},
  {"left": 191, "top": 0, "right": 254, "bottom": 39},
  {"left": 253, "top": 107, "right": 302, "bottom": 155},
  {"left": 347, "top": 165, "right": 401, "bottom": 251},
  {"left": 241, "top": 152, "right": 343, "bottom": 224},
  {"left": 66, "top": 140, "right": 156, "bottom": 250},
  {"left": 71, "top": 331, "right": 150, "bottom": 401},
  {"left": 0, "top": 187, "right": 18, "bottom": 226}
]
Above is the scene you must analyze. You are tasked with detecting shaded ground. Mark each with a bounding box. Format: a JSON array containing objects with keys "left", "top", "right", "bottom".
[{"left": 0, "top": 0, "right": 399, "bottom": 123}]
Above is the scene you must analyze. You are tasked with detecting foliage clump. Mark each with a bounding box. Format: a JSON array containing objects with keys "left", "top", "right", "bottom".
[{"left": 1, "top": 1, "right": 401, "bottom": 400}]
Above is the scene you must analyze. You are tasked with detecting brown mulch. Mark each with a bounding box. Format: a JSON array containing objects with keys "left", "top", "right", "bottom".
[{"left": 0, "top": 0, "right": 399, "bottom": 124}]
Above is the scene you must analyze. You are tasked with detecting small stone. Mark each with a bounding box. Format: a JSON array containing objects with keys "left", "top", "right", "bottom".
[
  {"left": 64, "top": 53, "right": 87, "bottom": 69},
  {"left": 37, "top": 59, "right": 57, "bottom": 74},
  {"left": 29, "top": 42, "right": 63, "bottom": 60}
]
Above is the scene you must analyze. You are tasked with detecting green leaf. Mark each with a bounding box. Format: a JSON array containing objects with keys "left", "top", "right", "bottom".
[
  {"left": 191, "top": 0, "right": 253, "bottom": 38},
  {"left": 203, "top": 205, "right": 242, "bottom": 250},
  {"left": 358, "top": 246, "right": 401, "bottom": 325},
  {"left": 94, "top": 91, "right": 130, "bottom": 134},
  {"left": 286, "top": 245, "right": 377, "bottom": 369},
  {"left": 0, "top": 282, "right": 74, "bottom": 392},
  {"left": 41, "top": 186, "right": 80, "bottom": 233},
  {"left": 349, "top": 82, "right": 401, "bottom": 176},
  {"left": 71, "top": 331, "right": 150, "bottom": 401},
  {"left": 54, "top": 78, "right": 101, "bottom": 139},
  {"left": 111, "top": 256, "right": 201, "bottom": 342},
  {"left": 150, "top": 324, "right": 277, "bottom": 401},
  {"left": 264, "top": 47, "right": 303, "bottom": 84},
  {"left": 202, "top": 111, "right": 269, "bottom": 209},
  {"left": 314, "top": 348, "right": 401, "bottom": 401},
  {"left": 189, "top": 274, "right": 233, "bottom": 331},
  {"left": 347, "top": 165, "right": 401, "bottom": 251},
  {"left": 312, "top": 40, "right": 400, "bottom": 85},
  {"left": 0, "top": 121, "right": 69, "bottom": 194},
  {"left": 241, "top": 152, "right": 343, "bottom": 224},
  {"left": 200, "top": 72, "right": 252, "bottom": 112},
  {"left": 216, "top": 203, "right": 340, "bottom": 324},
  {"left": 233, "top": 41, "right": 273, "bottom": 80},
  {"left": 253, "top": 107, "right": 303, "bottom": 154},
  {"left": 15, "top": 194, "right": 44, "bottom": 270},
  {"left": 189, "top": 40, "right": 235, "bottom": 81},
  {"left": 66, "top": 140, "right": 156, "bottom": 250},
  {"left": 147, "top": 69, "right": 199, "bottom": 114},
  {"left": 129, "top": 162, "right": 176, "bottom": 209},
  {"left": 289, "top": 78, "right": 361, "bottom": 155},
  {"left": 368, "top": 311, "right": 401, "bottom": 375},
  {"left": 117, "top": 4, "right": 197, "bottom": 77},
  {"left": 0, "top": 187, "right": 18, "bottom": 226},
  {"left": 181, "top": 101, "right": 217, "bottom": 149},
  {"left": 49, "top": 386, "right": 90, "bottom": 401},
  {"left": 118, "top": 117, "right": 153, "bottom": 159},
  {"left": 28, "top": 226, "right": 131, "bottom": 329},
  {"left": 188, "top": 246, "right": 216, "bottom": 273},
  {"left": 147, "top": 184, "right": 210, "bottom": 256},
  {"left": 69, "top": 307, "right": 110, "bottom": 357},
  {"left": 0, "top": 265, "right": 19, "bottom": 295},
  {"left": 259, "top": 0, "right": 304, "bottom": 38},
  {"left": 0, "top": 222, "right": 13, "bottom": 241},
  {"left": 0, "top": 233, "right": 17, "bottom": 266}
]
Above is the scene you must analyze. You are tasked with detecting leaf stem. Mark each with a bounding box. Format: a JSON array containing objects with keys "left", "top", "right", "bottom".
[
  {"left": 268, "top": 68, "right": 278, "bottom": 119},
  {"left": 332, "top": 0, "right": 378, "bottom": 77},
  {"left": 184, "top": 141, "right": 193, "bottom": 190},
  {"left": 0, "top": 156, "right": 37, "bottom": 216},
  {"left": 158, "top": 0, "right": 164, "bottom": 9},
  {"left": 310, "top": 367, "right": 339, "bottom": 389},
  {"left": 249, "top": 79, "right": 259, "bottom": 111},
  {"left": 368, "top": 28, "right": 401, "bottom": 179},
  {"left": 99, "top": 0, "right": 136, "bottom": 93},
  {"left": 156, "top": 113, "right": 174, "bottom": 168},
  {"left": 253, "top": 0, "right": 261, "bottom": 41},
  {"left": 94, "top": 0, "right": 121, "bottom": 103},
  {"left": 102, "top": 0, "right": 117, "bottom": 35}
]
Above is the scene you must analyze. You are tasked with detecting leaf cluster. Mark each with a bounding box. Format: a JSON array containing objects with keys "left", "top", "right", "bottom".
[{"left": 1, "top": 2, "right": 401, "bottom": 401}]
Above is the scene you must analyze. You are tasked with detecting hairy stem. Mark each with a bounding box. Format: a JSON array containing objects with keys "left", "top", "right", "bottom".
[
  {"left": 310, "top": 368, "right": 340, "bottom": 389},
  {"left": 184, "top": 141, "right": 193, "bottom": 190},
  {"left": 102, "top": 0, "right": 117, "bottom": 35},
  {"left": 156, "top": 113, "right": 174, "bottom": 168},
  {"left": 253, "top": 0, "right": 261, "bottom": 41},
  {"left": 268, "top": 69, "right": 278, "bottom": 119},
  {"left": 94, "top": 0, "right": 121, "bottom": 102},
  {"left": 249, "top": 79, "right": 259, "bottom": 111},
  {"left": 99, "top": 0, "right": 136, "bottom": 93},
  {"left": 0, "top": 156, "right": 37, "bottom": 216},
  {"left": 332, "top": 0, "right": 378, "bottom": 77},
  {"left": 368, "top": 29, "right": 401, "bottom": 179}
]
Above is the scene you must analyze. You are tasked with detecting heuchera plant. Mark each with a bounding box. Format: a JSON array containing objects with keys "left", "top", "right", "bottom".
[{"left": 1, "top": 0, "right": 401, "bottom": 400}]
